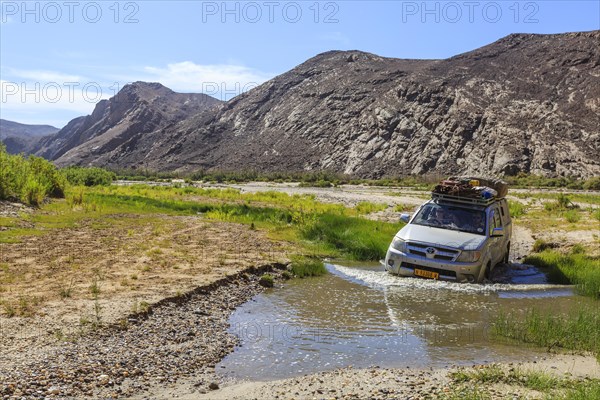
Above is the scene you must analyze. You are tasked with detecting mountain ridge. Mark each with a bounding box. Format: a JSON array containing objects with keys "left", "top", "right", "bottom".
[
  {"left": 22, "top": 31, "right": 600, "bottom": 178},
  {"left": 0, "top": 119, "right": 60, "bottom": 154}
]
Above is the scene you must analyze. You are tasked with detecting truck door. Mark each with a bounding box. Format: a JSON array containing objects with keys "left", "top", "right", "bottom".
[{"left": 489, "top": 207, "right": 504, "bottom": 267}]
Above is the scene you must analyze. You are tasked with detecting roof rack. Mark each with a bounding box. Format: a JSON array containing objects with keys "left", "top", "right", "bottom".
[{"left": 432, "top": 192, "right": 496, "bottom": 206}]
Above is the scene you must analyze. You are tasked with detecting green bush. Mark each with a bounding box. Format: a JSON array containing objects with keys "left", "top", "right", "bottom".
[
  {"left": 0, "top": 145, "right": 65, "bottom": 205},
  {"left": 61, "top": 166, "right": 116, "bottom": 186},
  {"left": 21, "top": 177, "right": 46, "bottom": 206}
]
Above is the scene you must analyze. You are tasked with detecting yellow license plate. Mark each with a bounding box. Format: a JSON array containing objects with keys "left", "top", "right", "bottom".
[{"left": 414, "top": 269, "right": 439, "bottom": 280}]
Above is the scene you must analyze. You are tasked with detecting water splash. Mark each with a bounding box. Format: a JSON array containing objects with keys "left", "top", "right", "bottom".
[{"left": 329, "top": 264, "right": 574, "bottom": 296}]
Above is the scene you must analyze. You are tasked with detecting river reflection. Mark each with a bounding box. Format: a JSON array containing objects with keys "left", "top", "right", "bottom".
[{"left": 217, "top": 263, "right": 588, "bottom": 380}]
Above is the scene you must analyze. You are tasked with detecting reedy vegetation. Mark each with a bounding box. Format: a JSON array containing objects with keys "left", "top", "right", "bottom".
[{"left": 446, "top": 364, "right": 600, "bottom": 400}]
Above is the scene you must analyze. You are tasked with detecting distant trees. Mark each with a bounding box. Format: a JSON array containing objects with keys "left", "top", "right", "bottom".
[{"left": 61, "top": 166, "right": 116, "bottom": 187}]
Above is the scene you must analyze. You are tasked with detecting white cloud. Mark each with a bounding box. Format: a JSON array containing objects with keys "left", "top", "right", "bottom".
[
  {"left": 7, "top": 68, "right": 82, "bottom": 83},
  {"left": 139, "top": 61, "right": 274, "bottom": 101},
  {"left": 0, "top": 78, "right": 110, "bottom": 127},
  {"left": 0, "top": 61, "right": 275, "bottom": 126}
]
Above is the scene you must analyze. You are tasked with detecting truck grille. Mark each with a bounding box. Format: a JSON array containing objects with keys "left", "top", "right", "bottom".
[{"left": 406, "top": 242, "right": 459, "bottom": 261}]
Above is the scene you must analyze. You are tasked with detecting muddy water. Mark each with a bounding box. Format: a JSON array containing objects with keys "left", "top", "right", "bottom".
[{"left": 217, "top": 263, "right": 590, "bottom": 380}]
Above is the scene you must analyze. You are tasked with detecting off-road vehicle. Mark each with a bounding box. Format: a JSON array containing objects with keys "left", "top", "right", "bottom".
[{"left": 384, "top": 178, "right": 512, "bottom": 283}]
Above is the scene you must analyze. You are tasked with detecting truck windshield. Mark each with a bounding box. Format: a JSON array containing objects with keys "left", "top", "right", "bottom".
[{"left": 412, "top": 204, "right": 486, "bottom": 235}]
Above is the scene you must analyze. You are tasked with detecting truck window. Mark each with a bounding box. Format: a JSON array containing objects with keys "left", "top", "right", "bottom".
[{"left": 493, "top": 209, "right": 502, "bottom": 228}]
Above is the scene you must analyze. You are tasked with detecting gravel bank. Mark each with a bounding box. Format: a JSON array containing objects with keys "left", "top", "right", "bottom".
[
  {"left": 0, "top": 264, "right": 286, "bottom": 399},
  {"left": 142, "top": 354, "right": 600, "bottom": 400}
]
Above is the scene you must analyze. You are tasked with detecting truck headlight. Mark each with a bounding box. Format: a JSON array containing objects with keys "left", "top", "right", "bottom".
[
  {"left": 456, "top": 250, "right": 481, "bottom": 263},
  {"left": 391, "top": 237, "right": 407, "bottom": 253}
]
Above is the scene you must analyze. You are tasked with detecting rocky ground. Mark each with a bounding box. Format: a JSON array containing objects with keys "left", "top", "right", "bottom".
[
  {"left": 1, "top": 184, "right": 598, "bottom": 399},
  {"left": 0, "top": 266, "right": 287, "bottom": 399}
]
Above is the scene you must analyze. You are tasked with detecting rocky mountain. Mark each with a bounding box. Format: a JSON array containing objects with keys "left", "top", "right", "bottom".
[
  {"left": 35, "top": 82, "right": 222, "bottom": 166},
  {"left": 39, "top": 31, "right": 600, "bottom": 178},
  {"left": 0, "top": 119, "right": 59, "bottom": 154}
]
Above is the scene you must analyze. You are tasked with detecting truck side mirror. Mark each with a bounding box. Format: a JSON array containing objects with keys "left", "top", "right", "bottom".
[{"left": 400, "top": 213, "right": 411, "bottom": 223}]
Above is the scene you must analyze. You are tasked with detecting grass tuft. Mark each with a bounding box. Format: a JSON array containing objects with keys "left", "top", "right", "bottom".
[
  {"left": 290, "top": 256, "right": 327, "bottom": 278},
  {"left": 508, "top": 200, "right": 526, "bottom": 218}
]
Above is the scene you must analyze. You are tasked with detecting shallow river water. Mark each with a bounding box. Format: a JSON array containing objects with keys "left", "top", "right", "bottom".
[{"left": 217, "top": 263, "right": 590, "bottom": 380}]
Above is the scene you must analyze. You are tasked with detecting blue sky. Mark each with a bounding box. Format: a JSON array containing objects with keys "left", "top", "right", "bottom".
[{"left": 1, "top": 1, "right": 598, "bottom": 128}]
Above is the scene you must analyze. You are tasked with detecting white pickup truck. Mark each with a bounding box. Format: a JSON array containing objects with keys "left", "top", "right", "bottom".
[{"left": 384, "top": 188, "right": 512, "bottom": 283}]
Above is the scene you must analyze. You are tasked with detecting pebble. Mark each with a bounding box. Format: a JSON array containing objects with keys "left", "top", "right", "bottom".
[{"left": 0, "top": 269, "right": 283, "bottom": 398}]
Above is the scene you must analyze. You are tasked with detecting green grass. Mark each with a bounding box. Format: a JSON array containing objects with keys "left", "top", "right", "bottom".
[
  {"left": 88, "top": 185, "right": 403, "bottom": 261},
  {"left": 451, "top": 364, "right": 505, "bottom": 384},
  {"left": 564, "top": 209, "right": 581, "bottom": 223},
  {"left": 299, "top": 212, "right": 403, "bottom": 260},
  {"left": 439, "top": 386, "right": 491, "bottom": 400},
  {"left": 450, "top": 364, "right": 600, "bottom": 398},
  {"left": 289, "top": 256, "right": 327, "bottom": 278},
  {"left": 554, "top": 380, "right": 600, "bottom": 400},
  {"left": 354, "top": 201, "right": 388, "bottom": 215},
  {"left": 494, "top": 307, "right": 600, "bottom": 360},
  {"left": 524, "top": 249, "right": 600, "bottom": 298},
  {"left": 508, "top": 200, "right": 526, "bottom": 218},
  {"left": 0, "top": 184, "right": 403, "bottom": 262},
  {"left": 494, "top": 246, "right": 600, "bottom": 362}
]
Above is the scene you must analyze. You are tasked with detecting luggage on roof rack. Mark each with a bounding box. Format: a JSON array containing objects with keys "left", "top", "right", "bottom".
[{"left": 431, "top": 176, "right": 508, "bottom": 203}]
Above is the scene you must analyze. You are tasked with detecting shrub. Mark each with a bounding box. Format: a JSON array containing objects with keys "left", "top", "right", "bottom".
[
  {"left": 0, "top": 145, "right": 65, "bottom": 205},
  {"left": 61, "top": 166, "right": 115, "bottom": 186},
  {"left": 21, "top": 177, "right": 47, "bottom": 206}
]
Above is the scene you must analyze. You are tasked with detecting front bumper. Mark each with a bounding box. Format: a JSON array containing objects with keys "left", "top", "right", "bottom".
[{"left": 384, "top": 247, "right": 483, "bottom": 283}]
